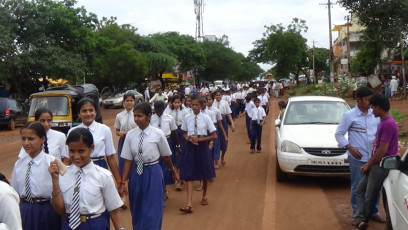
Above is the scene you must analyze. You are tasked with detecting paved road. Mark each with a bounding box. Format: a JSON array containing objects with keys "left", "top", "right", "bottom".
[{"left": 0, "top": 97, "right": 386, "bottom": 230}]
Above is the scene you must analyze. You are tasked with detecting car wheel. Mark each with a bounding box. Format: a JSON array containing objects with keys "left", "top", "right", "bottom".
[
  {"left": 276, "top": 155, "right": 288, "bottom": 182},
  {"left": 8, "top": 119, "right": 15, "bottom": 130},
  {"left": 382, "top": 189, "right": 393, "bottom": 230}
]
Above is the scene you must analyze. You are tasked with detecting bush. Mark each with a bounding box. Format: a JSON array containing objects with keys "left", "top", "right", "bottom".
[
  {"left": 337, "top": 75, "right": 354, "bottom": 98},
  {"left": 390, "top": 109, "right": 408, "bottom": 122}
]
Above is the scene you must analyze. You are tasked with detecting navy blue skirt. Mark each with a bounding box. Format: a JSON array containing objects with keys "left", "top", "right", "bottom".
[
  {"left": 128, "top": 163, "right": 164, "bottom": 230},
  {"left": 173, "top": 127, "right": 185, "bottom": 168},
  {"left": 212, "top": 123, "right": 221, "bottom": 160},
  {"left": 21, "top": 200, "right": 61, "bottom": 230},
  {"left": 62, "top": 214, "right": 109, "bottom": 230},
  {"left": 118, "top": 137, "right": 126, "bottom": 175},
  {"left": 160, "top": 138, "right": 175, "bottom": 185},
  {"left": 220, "top": 116, "right": 229, "bottom": 152},
  {"left": 180, "top": 141, "right": 216, "bottom": 181},
  {"left": 92, "top": 158, "right": 108, "bottom": 169}
]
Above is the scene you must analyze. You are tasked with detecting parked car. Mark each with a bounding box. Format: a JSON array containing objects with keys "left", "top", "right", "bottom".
[
  {"left": 274, "top": 96, "right": 350, "bottom": 182},
  {"left": 381, "top": 151, "right": 408, "bottom": 230},
  {"left": 0, "top": 98, "right": 28, "bottom": 130},
  {"left": 101, "top": 90, "right": 143, "bottom": 109},
  {"left": 279, "top": 78, "right": 291, "bottom": 89}
]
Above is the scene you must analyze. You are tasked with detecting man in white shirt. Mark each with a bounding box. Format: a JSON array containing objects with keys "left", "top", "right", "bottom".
[
  {"left": 390, "top": 76, "right": 399, "bottom": 100},
  {"left": 150, "top": 88, "right": 168, "bottom": 104},
  {"left": 144, "top": 87, "right": 150, "bottom": 102}
]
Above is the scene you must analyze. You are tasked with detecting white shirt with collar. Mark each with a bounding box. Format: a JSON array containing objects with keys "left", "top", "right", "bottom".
[
  {"left": 0, "top": 181, "right": 22, "bottom": 230},
  {"left": 249, "top": 106, "right": 266, "bottom": 121},
  {"left": 201, "top": 108, "right": 216, "bottom": 123},
  {"left": 18, "top": 129, "right": 67, "bottom": 159},
  {"left": 222, "top": 95, "right": 232, "bottom": 105},
  {"left": 114, "top": 109, "right": 137, "bottom": 132},
  {"left": 166, "top": 108, "right": 189, "bottom": 127},
  {"left": 182, "top": 112, "right": 216, "bottom": 136},
  {"left": 150, "top": 113, "right": 177, "bottom": 137},
  {"left": 258, "top": 94, "right": 269, "bottom": 106},
  {"left": 58, "top": 162, "right": 123, "bottom": 215},
  {"left": 11, "top": 151, "right": 55, "bottom": 199},
  {"left": 121, "top": 125, "right": 172, "bottom": 163},
  {"left": 63, "top": 121, "right": 116, "bottom": 158},
  {"left": 212, "top": 100, "right": 232, "bottom": 116},
  {"left": 245, "top": 100, "right": 255, "bottom": 111},
  {"left": 207, "top": 106, "right": 222, "bottom": 122}
]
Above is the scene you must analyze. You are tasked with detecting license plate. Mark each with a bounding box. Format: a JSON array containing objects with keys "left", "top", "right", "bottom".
[{"left": 308, "top": 159, "right": 346, "bottom": 165}]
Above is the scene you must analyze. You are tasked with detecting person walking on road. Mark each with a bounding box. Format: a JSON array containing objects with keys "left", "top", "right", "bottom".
[
  {"left": 212, "top": 91, "right": 235, "bottom": 166},
  {"left": 119, "top": 102, "right": 179, "bottom": 229},
  {"left": 179, "top": 96, "right": 217, "bottom": 213},
  {"left": 353, "top": 94, "right": 399, "bottom": 230},
  {"left": 389, "top": 76, "right": 398, "bottom": 100},
  {"left": 114, "top": 93, "right": 137, "bottom": 176},
  {"left": 248, "top": 98, "right": 266, "bottom": 153},
  {"left": 144, "top": 87, "right": 150, "bottom": 102},
  {"left": 335, "top": 87, "right": 383, "bottom": 222},
  {"left": 48, "top": 128, "right": 125, "bottom": 230},
  {"left": 11, "top": 122, "right": 61, "bottom": 230}
]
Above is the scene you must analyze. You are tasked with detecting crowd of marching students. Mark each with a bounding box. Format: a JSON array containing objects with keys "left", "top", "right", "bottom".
[{"left": 1, "top": 82, "right": 276, "bottom": 230}]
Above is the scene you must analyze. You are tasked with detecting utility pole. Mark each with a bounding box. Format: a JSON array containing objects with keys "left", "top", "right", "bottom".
[
  {"left": 194, "top": 0, "right": 204, "bottom": 42},
  {"left": 345, "top": 13, "right": 352, "bottom": 78},
  {"left": 401, "top": 29, "right": 407, "bottom": 97},
  {"left": 313, "top": 39, "right": 316, "bottom": 83},
  {"left": 320, "top": 0, "right": 334, "bottom": 91}
]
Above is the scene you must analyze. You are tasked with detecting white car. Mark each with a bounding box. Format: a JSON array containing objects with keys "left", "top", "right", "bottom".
[
  {"left": 275, "top": 96, "right": 350, "bottom": 182},
  {"left": 381, "top": 151, "right": 408, "bottom": 230}
]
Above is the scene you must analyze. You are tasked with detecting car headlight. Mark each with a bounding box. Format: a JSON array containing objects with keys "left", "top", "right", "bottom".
[{"left": 281, "top": 140, "right": 302, "bottom": 154}]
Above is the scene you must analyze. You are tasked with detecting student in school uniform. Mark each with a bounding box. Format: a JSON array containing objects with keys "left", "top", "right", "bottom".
[
  {"left": 165, "top": 95, "right": 189, "bottom": 191},
  {"left": 182, "top": 96, "right": 193, "bottom": 114},
  {"left": 179, "top": 96, "right": 217, "bottom": 213},
  {"left": 150, "top": 101, "right": 181, "bottom": 199},
  {"left": 258, "top": 89, "right": 269, "bottom": 115},
  {"left": 0, "top": 172, "right": 22, "bottom": 230},
  {"left": 11, "top": 122, "right": 61, "bottom": 230},
  {"left": 114, "top": 93, "right": 137, "bottom": 176},
  {"left": 18, "top": 108, "right": 68, "bottom": 162},
  {"left": 48, "top": 128, "right": 125, "bottom": 230},
  {"left": 119, "top": 102, "right": 179, "bottom": 229},
  {"left": 63, "top": 98, "right": 122, "bottom": 185},
  {"left": 205, "top": 94, "right": 227, "bottom": 169},
  {"left": 239, "top": 96, "right": 256, "bottom": 142},
  {"left": 211, "top": 90, "right": 235, "bottom": 165},
  {"left": 248, "top": 98, "right": 266, "bottom": 153}
]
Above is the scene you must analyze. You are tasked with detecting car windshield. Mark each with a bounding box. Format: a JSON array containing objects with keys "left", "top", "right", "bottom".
[
  {"left": 29, "top": 96, "right": 69, "bottom": 116},
  {"left": 283, "top": 101, "right": 349, "bottom": 125}
]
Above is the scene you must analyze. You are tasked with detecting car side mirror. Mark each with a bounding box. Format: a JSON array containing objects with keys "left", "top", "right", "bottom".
[
  {"left": 275, "top": 119, "right": 281, "bottom": 127},
  {"left": 380, "top": 155, "right": 401, "bottom": 170}
]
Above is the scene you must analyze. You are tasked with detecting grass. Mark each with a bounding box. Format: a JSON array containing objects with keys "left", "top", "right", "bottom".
[{"left": 390, "top": 109, "right": 408, "bottom": 122}]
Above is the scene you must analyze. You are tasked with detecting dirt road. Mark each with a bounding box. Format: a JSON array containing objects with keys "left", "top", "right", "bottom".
[{"left": 0, "top": 97, "right": 389, "bottom": 230}]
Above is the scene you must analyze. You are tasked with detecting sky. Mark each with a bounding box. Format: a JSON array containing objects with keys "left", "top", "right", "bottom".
[{"left": 75, "top": 0, "right": 349, "bottom": 69}]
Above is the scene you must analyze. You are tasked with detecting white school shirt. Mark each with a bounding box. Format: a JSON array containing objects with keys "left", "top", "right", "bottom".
[
  {"left": 201, "top": 108, "right": 216, "bottom": 123},
  {"left": 208, "top": 106, "right": 222, "bottom": 122},
  {"left": 18, "top": 129, "right": 67, "bottom": 159},
  {"left": 150, "top": 113, "right": 177, "bottom": 137},
  {"left": 166, "top": 108, "right": 189, "bottom": 126},
  {"left": 242, "top": 90, "right": 248, "bottom": 98},
  {"left": 163, "top": 105, "right": 171, "bottom": 114},
  {"left": 0, "top": 181, "right": 22, "bottom": 230},
  {"left": 114, "top": 109, "right": 137, "bottom": 132},
  {"left": 121, "top": 125, "right": 172, "bottom": 163},
  {"left": 222, "top": 95, "right": 232, "bottom": 105},
  {"left": 63, "top": 121, "right": 116, "bottom": 158},
  {"left": 11, "top": 151, "right": 55, "bottom": 199},
  {"left": 258, "top": 95, "right": 269, "bottom": 106},
  {"left": 184, "top": 107, "right": 192, "bottom": 114},
  {"left": 245, "top": 101, "right": 255, "bottom": 111},
  {"left": 181, "top": 113, "right": 216, "bottom": 136},
  {"left": 249, "top": 106, "right": 266, "bottom": 121},
  {"left": 212, "top": 100, "right": 232, "bottom": 116},
  {"left": 58, "top": 162, "right": 123, "bottom": 215}
]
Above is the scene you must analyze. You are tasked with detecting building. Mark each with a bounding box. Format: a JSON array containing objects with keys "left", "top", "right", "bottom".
[{"left": 332, "top": 14, "right": 365, "bottom": 76}]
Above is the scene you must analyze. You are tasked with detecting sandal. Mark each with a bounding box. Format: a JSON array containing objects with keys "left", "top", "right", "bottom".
[
  {"left": 195, "top": 185, "right": 203, "bottom": 191},
  {"left": 179, "top": 206, "right": 193, "bottom": 213},
  {"left": 221, "top": 159, "right": 226, "bottom": 165},
  {"left": 201, "top": 197, "right": 208, "bottom": 205},
  {"left": 175, "top": 183, "right": 182, "bottom": 191},
  {"left": 250, "top": 149, "right": 255, "bottom": 154},
  {"left": 353, "top": 222, "right": 368, "bottom": 230}
]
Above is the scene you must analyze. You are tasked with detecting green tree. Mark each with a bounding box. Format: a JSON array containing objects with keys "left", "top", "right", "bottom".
[
  {"left": 94, "top": 43, "right": 148, "bottom": 87},
  {"left": 351, "top": 41, "right": 382, "bottom": 76},
  {"left": 249, "top": 18, "right": 310, "bottom": 84}
]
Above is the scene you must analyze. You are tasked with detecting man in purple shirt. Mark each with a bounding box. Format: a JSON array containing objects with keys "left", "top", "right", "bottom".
[{"left": 354, "top": 94, "right": 399, "bottom": 230}]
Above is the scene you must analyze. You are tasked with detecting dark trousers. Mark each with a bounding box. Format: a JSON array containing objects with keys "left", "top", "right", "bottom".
[
  {"left": 250, "top": 120, "right": 262, "bottom": 150},
  {"left": 245, "top": 114, "right": 251, "bottom": 140},
  {"left": 262, "top": 105, "right": 269, "bottom": 115}
]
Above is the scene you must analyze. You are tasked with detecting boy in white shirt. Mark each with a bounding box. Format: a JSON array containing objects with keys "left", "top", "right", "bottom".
[{"left": 248, "top": 98, "right": 266, "bottom": 153}]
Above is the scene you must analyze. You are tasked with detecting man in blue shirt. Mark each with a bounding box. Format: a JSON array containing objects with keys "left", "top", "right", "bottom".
[{"left": 335, "top": 87, "right": 383, "bottom": 222}]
